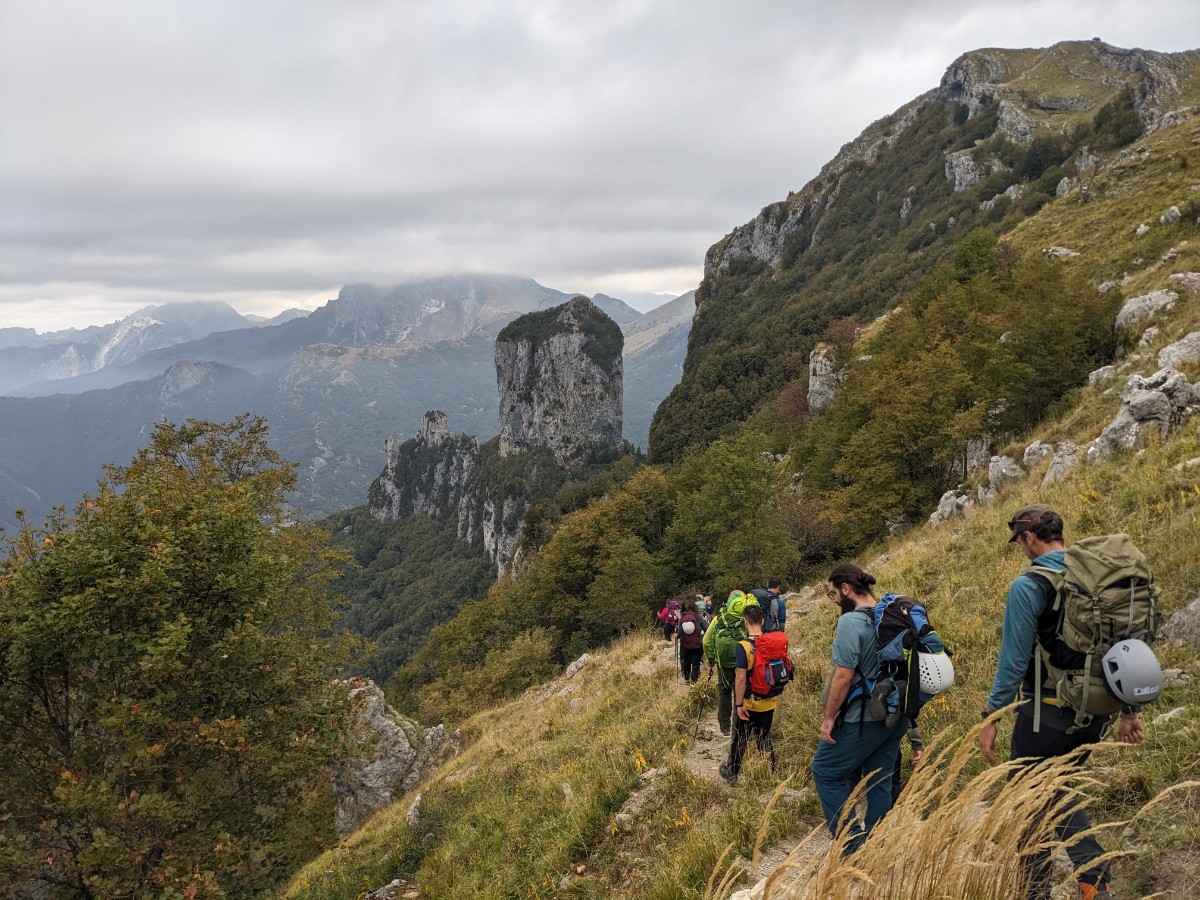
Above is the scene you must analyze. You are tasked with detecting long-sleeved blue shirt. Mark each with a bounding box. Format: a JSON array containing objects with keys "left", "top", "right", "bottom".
[{"left": 986, "top": 550, "right": 1065, "bottom": 711}]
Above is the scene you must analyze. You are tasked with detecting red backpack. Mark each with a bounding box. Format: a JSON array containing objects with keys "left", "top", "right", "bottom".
[{"left": 743, "top": 632, "right": 793, "bottom": 699}]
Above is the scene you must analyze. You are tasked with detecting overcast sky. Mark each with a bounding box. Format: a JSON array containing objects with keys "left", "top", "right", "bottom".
[{"left": 2, "top": 1, "right": 1198, "bottom": 332}]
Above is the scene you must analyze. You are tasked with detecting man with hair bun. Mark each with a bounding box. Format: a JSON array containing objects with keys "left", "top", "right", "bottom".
[{"left": 811, "top": 563, "right": 906, "bottom": 854}]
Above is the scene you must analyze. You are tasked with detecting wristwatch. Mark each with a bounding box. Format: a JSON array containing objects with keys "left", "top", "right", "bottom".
[{"left": 980, "top": 707, "right": 994, "bottom": 720}]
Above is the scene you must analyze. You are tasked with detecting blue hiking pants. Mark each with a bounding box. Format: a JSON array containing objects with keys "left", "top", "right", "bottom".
[{"left": 811, "top": 719, "right": 904, "bottom": 853}]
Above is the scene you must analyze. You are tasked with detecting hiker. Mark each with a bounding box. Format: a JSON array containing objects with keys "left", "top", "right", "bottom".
[
  {"left": 676, "top": 596, "right": 708, "bottom": 683},
  {"left": 656, "top": 598, "right": 680, "bottom": 641},
  {"left": 811, "top": 564, "right": 906, "bottom": 855},
  {"left": 719, "top": 604, "right": 788, "bottom": 783},
  {"left": 703, "top": 590, "right": 757, "bottom": 736},
  {"left": 979, "top": 505, "right": 1151, "bottom": 900},
  {"left": 749, "top": 577, "right": 787, "bottom": 633}
]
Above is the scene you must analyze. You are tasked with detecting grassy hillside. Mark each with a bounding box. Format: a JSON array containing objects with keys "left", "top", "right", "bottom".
[
  {"left": 284, "top": 404, "right": 1200, "bottom": 898},
  {"left": 283, "top": 81, "right": 1200, "bottom": 899}
]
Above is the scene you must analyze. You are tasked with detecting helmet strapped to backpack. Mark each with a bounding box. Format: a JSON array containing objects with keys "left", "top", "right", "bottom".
[
  {"left": 1027, "top": 534, "right": 1160, "bottom": 732},
  {"left": 865, "top": 594, "right": 954, "bottom": 726},
  {"left": 1100, "top": 638, "right": 1162, "bottom": 706},
  {"left": 918, "top": 651, "right": 955, "bottom": 695}
]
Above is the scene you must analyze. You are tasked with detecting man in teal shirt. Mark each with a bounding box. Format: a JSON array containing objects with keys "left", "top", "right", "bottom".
[
  {"left": 979, "top": 504, "right": 1144, "bottom": 900},
  {"left": 811, "top": 563, "right": 904, "bottom": 855}
]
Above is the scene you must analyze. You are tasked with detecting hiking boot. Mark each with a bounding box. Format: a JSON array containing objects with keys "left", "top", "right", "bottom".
[
  {"left": 718, "top": 763, "right": 737, "bottom": 784},
  {"left": 720, "top": 724, "right": 731, "bottom": 736},
  {"left": 1079, "top": 883, "right": 1113, "bottom": 900}
]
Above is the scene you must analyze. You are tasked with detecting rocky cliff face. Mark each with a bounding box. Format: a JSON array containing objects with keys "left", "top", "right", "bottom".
[
  {"left": 368, "top": 299, "right": 626, "bottom": 574},
  {"left": 697, "top": 41, "right": 1200, "bottom": 305},
  {"left": 496, "top": 296, "right": 623, "bottom": 463}
]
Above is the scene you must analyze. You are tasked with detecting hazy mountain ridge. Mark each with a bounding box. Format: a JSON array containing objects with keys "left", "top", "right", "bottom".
[{"left": 0, "top": 280, "right": 688, "bottom": 524}]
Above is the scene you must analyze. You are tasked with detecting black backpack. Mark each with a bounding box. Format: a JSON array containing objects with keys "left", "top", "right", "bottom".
[{"left": 749, "top": 588, "right": 783, "bottom": 633}]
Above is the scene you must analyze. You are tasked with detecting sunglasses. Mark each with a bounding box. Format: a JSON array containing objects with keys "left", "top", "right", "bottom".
[{"left": 826, "top": 587, "right": 839, "bottom": 599}]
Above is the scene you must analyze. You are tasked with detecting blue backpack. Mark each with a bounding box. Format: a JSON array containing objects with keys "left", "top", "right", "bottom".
[{"left": 842, "top": 595, "right": 948, "bottom": 727}]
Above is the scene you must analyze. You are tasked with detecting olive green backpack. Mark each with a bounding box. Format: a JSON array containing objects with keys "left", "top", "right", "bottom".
[{"left": 1027, "top": 534, "right": 1158, "bottom": 732}]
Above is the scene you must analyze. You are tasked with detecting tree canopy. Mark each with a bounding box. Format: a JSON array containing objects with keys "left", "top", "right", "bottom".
[{"left": 0, "top": 416, "right": 357, "bottom": 898}]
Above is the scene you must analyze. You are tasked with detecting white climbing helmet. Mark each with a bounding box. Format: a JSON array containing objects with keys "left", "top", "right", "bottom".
[
  {"left": 681, "top": 620, "right": 696, "bottom": 635},
  {"left": 1101, "top": 638, "right": 1162, "bottom": 706},
  {"left": 918, "top": 652, "right": 955, "bottom": 695}
]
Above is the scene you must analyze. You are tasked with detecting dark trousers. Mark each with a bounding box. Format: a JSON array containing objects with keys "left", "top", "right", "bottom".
[
  {"left": 716, "top": 666, "right": 735, "bottom": 733},
  {"left": 853, "top": 751, "right": 904, "bottom": 805},
  {"left": 811, "top": 719, "right": 905, "bottom": 855},
  {"left": 1010, "top": 704, "right": 1110, "bottom": 897},
  {"left": 727, "top": 707, "right": 775, "bottom": 775},
  {"left": 680, "top": 646, "right": 703, "bottom": 682}
]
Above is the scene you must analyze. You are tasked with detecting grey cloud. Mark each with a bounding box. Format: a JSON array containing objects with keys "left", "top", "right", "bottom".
[{"left": 2, "top": 0, "right": 1199, "bottom": 329}]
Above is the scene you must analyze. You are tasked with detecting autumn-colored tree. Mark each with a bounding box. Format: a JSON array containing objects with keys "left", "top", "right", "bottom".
[{"left": 0, "top": 417, "right": 356, "bottom": 898}]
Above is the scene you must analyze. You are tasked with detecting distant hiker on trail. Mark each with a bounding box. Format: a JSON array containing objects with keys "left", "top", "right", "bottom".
[
  {"left": 656, "top": 598, "right": 680, "bottom": 641},
  {"left": 719, "top": 604, "right": 791, "bottom": 784},
  {"left": 980, "top": 505, "right": 1160, "bottom": 900},
  {"left": 811, "top": 564, "right": 906, "bottom": 855},
  {"left": 703, "top": 591, "right": 758, "bottom": 736},
  {"left": 749, "top": 577, "right": 786, "bottom": 633},
  {"left": 676, "top": 596, "right": 708, "bottom": 683}
]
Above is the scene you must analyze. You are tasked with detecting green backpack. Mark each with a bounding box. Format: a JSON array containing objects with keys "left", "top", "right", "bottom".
[
  {"left": 706, "top": 612, "right": 748, "bottom": 669},
  {"left": 1028, "top": 534, "right": 1158, "bottom": 732}
]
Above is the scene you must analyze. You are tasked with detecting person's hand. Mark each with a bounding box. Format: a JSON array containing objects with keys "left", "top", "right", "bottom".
[
  {"left": 819, "top": 715, "right": 837, "bottom": 745},
  {"left": 1118, "top": 713, "right": 1145, "bottom": 745},
  {"left": 979, "top": 721, "right": 998, "bottom": 765},
  {"left": 736, "top": 705, "right": 749, "bottom": 722},
  {"left": 911, "top": 749, "right": 924, "bottom": 768}
]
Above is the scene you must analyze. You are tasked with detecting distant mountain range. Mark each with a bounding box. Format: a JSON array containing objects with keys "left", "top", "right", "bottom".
[{"left": 0, "top": 275, "right": 692, "bottom": 525}]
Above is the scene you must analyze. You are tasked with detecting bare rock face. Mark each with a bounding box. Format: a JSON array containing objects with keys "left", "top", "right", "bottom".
[
  {"left": 369, "top": 411, "right": 480, "bottom": 521},
  {"left": 332, "top": 680, "right": 461, "bottom": 836},
  {"left": 987, "top": 455, "right": 1025, "bottom": 493},
  {"left": 928, "top": 488, "right": 975, "bottom": 527},
  {"left": 496, "top": 297, "right": 623, "bottom": 463},
  {"left": 807, "top": 345, "right": 839, "bottom": 410},
  {"left": 1088, "top": 368, "right": 1199, "bottom": 462},
  {"left": 1042, "top": 442, "right": 1081, "bottom": 487},
  {"left": 1160, "top": 594, "right": 1200, "bottom": 650},
  {"left": 1115, "top": 289, "right": 1180, "bottom": 331},
  {"left": 1158, "top": 331, "right": 1200, "bottom": 370}
]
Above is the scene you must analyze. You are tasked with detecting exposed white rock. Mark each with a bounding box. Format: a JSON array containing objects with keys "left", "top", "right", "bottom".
[
  {"left": 1136, "top": 223, "right": 1151, "bottom": 237},
  {"left": 1167, "top": 272, "right": 1200, "bottom": 294},
  {"left": 1158, "top": 331, "right": 1200, "bottom": 370},
  {"left": 332, "top": 681, "right": 461, "bottom": 835},
  {"left": 1042, "top": 442, "right": 1080, "bottom": 487},
  {"left": 1161, "top": 205, "right": 1182, "bottom": 225},
  {"left": 1043, "top": 246, "right": 1080, "bottom": 259},
  {"left": 1088, "top": 365, "right": 1117, "bottom": 387},
  {"left": 1022, "top": 441, "right": 1055, "bottom": 469},
  {"left": 987, "top": 455, "right": 1025, "bottom": 493},
  {"left": 1138, "top": 326, "right": 1160, "bottom": 348},
  {"left": 945, "top": 149, "right": 983, "bottom": 192},
  {"left": 1152, "top": 707, "right": 1188, "bottom": 726},
  {"left": 497, "top": 297, "right": 623, "bottom": 463},
  {"left": 808, "top": 345, "right": 839, "bottom": 410},
  {"left": 1114, "top": 289, "right": 1179, "bottom": 331},
  {"left": 1098, "top": 280, "right": 1120, "bottom": 294},
  {"left": 1159, "top": 594, "right": 1200, "bottom": 649},
  {"left": 928, "top": 489, "right": 975, "bottom": 527},
  {"left": 1056, "top": 176, "right": 1076, "bottom": 197},
  {"left": 565, "top": 653, "right": 591, "bottom": 679},
  {"left": 1087, "top": 368, "right": 1199, "bottom": 462}
]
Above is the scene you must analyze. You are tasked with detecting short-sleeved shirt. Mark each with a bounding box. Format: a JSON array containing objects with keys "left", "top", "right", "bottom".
[
  {"left": 735, "top": 637, "right": 778, "bottom": 712},
  {"left": 828, "top": 607, "right": 880, "bottom": 724}
]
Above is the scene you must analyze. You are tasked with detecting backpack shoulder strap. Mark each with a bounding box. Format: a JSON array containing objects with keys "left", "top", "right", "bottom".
[{"left": 738, "top": 639, "right": 754, "bottom": 669}]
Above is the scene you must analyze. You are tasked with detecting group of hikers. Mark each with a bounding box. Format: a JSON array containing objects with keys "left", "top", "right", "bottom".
[{"left": 654, "top": 504, "right": 1163, "bottom": 900}]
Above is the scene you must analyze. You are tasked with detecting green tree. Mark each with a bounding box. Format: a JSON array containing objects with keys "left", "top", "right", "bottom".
[{"left": 0, "top": 417, "right": 356, "bottom": 898}]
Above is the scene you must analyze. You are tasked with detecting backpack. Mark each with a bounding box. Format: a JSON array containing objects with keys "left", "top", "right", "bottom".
[
  {"left": 741, "top": 632, "right": 793, "bottom": 698},
  {"left": 1027, "top": 534, "right": 1159, "bottom": 732},
  {"left": 659, "top": 600, "right": 680, "bottom": 628},
  {"left": 749, "top": 588, "right": 784, "bottom": 633},
  {"left": 705, "top": 612, "right": 748, "bottom": 669},
  {"left": 678, "top": 612, "right": 703, "bottom": 650},
  {"left": 841, "top": 596, "right": 949, "bottom": 727}
]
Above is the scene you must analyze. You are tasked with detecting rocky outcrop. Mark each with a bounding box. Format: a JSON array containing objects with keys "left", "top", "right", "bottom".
[
  {"left": 496, "top": 297, "right": 623, "bottom": 463},
  {"left": 928, "top": 488, "right": 976, "bottom": 527},
  {"left": 807, "top": 345, "right": 839, "bottom": 410},
  {"left": 1115, "top": 288, "right": 1179, "bottom": 331},
  {"left": 1087, "top": 368, "right": 1200, "bottom": 462},
  {"left": 332, "top": 680, "right": 461, "bottom": 835},
  {"left": 1041, "top": 442, "right": 1081, "bottom": 487},
  {"left": 1168, "top": 272, "right": 1200, "bottom": 295},
  {"left": 1158, "top": 331, "right": 1200, "bottom": 370},
  {"left": 370, "top": 411, "right": 480, "bottom": 521},
  {"left": 1160, "top": 594, "right": 1200, "bottom": 650}
]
